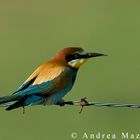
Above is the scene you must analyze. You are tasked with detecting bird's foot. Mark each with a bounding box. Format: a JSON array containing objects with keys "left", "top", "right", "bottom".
[
  {"left": 56, "top": 99, "right": 65, "bottom": 106},
  {"left": 22, "top": 106, "right": 25, "bottom": 114},
  {"left": 79, "top": 97, "right": 89, "bottom": 114},
  {"left": 43, "top": 98, "right": 48, "bottom": 106}
]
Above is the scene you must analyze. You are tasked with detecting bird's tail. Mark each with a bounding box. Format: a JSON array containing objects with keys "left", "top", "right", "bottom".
[
  {"left": 0, "top": 102, "right": 14, "bottom": 107},
  {"left": 0, "top": 94, "right": 25, "bottom": 111},
  {"left": 5, "top": 99, "right": 24, "bottom": 111},
  {"left": 0, "top": 94, "right": 44, "bottom": 111},
  {"left": 0, "top": 94, "right": 21, "bottom": 107}
]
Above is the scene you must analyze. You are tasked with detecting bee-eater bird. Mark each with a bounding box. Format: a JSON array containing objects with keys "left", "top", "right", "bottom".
[{"left": 0, "top": 47, "right": 106, "bottom": 112}]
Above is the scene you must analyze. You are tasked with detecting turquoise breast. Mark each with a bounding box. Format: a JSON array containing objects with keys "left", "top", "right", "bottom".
[{"left": 46, "top": 68, "right": 78, "bottom": 104}]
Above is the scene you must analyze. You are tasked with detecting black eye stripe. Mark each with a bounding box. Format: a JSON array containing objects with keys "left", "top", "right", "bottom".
[
  {"left": 66, "top": 53, "right": 81, "bottom": 61},
  {"left": 74, "top": 53, "right": 80, "bottom": 59},
  {"left": 66, "top": 55, "right": 73, "bottom": 61}
]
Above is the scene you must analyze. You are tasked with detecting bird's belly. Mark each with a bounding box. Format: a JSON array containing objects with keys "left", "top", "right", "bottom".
[
  {"left": 45, "top": 84, "right": 73, "bottom": 105},
  {"left": 43, "top": 68, "right": 78, "bottom": 105}
]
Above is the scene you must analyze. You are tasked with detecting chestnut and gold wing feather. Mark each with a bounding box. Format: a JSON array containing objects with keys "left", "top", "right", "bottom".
[
  {"left": 15, "top": 62, "right": 65, "bottom": 94},
  {"left": 0, "top": 63, "right": 65, "bottom": 104},
  {"left": 14, "top": 64, "right": 47, "bottom": 93}
]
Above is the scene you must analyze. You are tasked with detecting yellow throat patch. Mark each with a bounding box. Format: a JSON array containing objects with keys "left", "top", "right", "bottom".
[{"left": 68, "top": 58, "right": 87, "bottom": 68}]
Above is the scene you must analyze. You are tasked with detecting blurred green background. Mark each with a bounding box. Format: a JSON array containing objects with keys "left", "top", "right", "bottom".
[{"left": 0, "top": 0, "right": 140, "bottom": 140}]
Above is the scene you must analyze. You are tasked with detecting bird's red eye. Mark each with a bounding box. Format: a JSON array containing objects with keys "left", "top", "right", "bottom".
[{"left": 74, "top": 53, "right": 79, "bottom": 58}]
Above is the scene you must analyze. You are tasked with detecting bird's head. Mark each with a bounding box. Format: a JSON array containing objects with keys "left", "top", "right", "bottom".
[{"left": 53, "top": 47, "right": 107, "bottom": 69}]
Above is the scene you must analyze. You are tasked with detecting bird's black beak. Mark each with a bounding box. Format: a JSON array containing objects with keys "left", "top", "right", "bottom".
[
  {"left": 82, "top": 52, "right": 107, "bottom": 59},
  {"left": 66, "top": 52, "right": 107, "bottom": 62}
]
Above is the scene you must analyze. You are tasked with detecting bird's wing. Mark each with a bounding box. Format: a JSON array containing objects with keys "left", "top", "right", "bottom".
[
  {"left": 19, "top": 63, "right": 65, "bottom": 96},
  {"left": 14, "top": 64, "right": 47, "bottom": 94},
  {"left": 0, "top": 81, "right": 53, "bottom": 104},
  {"left": 0, "top": 63, "right": 65, "bottom": 104}
]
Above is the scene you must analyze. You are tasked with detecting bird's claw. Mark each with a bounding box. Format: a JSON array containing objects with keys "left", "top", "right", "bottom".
[
  {"left": 57, "top": 100, "right": 65, "bottom": 106},
  {"left": 79, "top": 97, "right": 89, "bottom": 114},
  {"left": 22, "top": 106, "right": 25, "bottom": 114},
  {"left": 59, "top": 102, "right": 65, "bottom": 106}
]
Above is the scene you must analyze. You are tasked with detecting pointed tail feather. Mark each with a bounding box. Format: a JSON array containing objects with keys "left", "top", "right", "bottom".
[
  {"left": 0, "top": 94, "right": 21, "bottom": 105},
  {"left": 6, "top": 100, "right": 24, "bottom": 111},
  {"left": 0, "top": 102, "right": 15, "bottom": 107}
]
